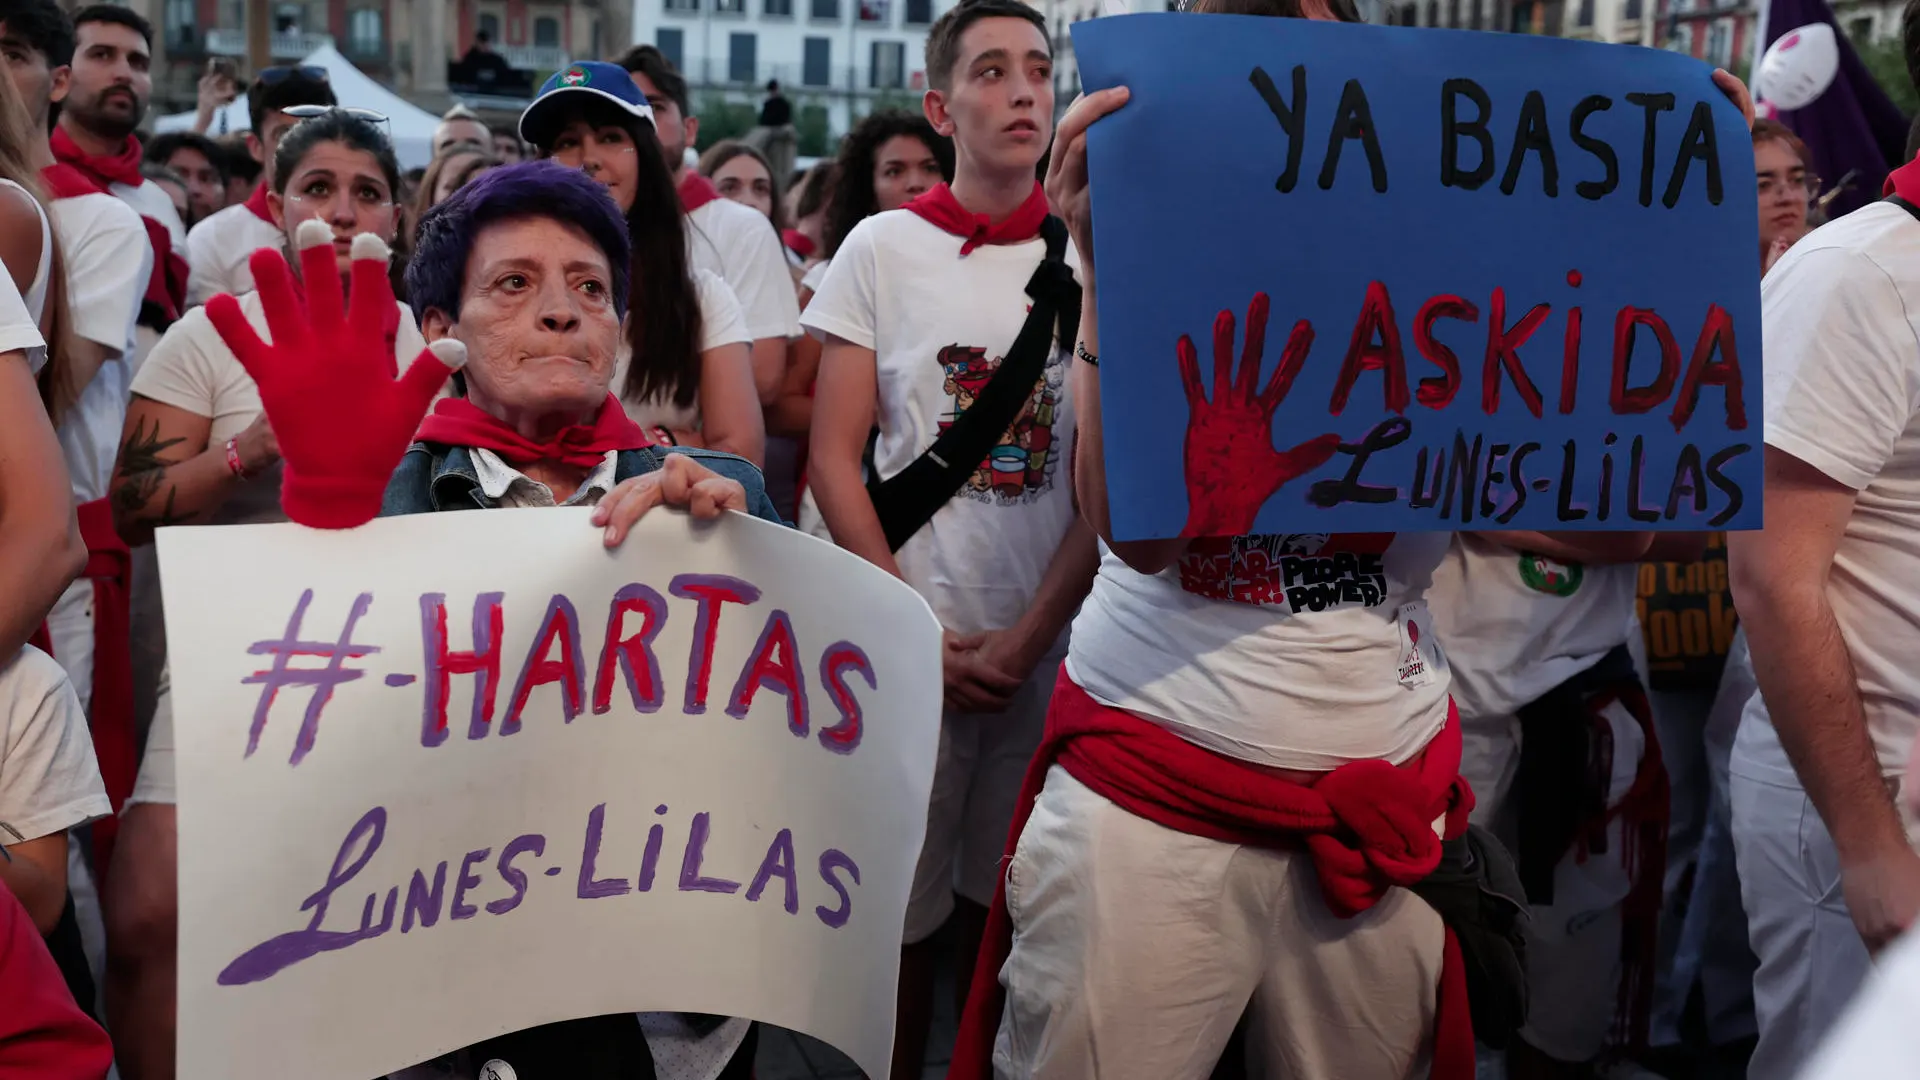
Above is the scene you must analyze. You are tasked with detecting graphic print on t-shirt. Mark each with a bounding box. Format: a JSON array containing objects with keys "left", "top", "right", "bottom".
[
  {"left": 1518, "top": 553, "right": 1585, "bottom": 596},
  {"left": 935, "top": 342, "right": 1063, "bottom": 503},
  {"left": 1177, "top": 532, "right": 1394, "bottom": 613}
]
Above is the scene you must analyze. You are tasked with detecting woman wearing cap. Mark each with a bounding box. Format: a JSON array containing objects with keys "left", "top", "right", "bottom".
[
  {"left": 518, "top": 62, "right": 767, "bottom": 470},
  {"left": 190, "top": 159, "right": 778, "bottom": 1079}
]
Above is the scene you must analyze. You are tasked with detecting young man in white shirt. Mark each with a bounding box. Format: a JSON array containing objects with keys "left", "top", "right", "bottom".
[
  {"left": 806, "top": 3, "right": 1099, "bottom": 1074},
  {"left": 52, "top": 5, "right": 186, "bottom": 355},
  {"left": 184, "top": 66, "right": 336, "bottom": 307},
  {"left": 617, "top": 45, "right": 802, "bottom": 406},
  {"left": 1727, "top": 147, "right": 1920, "bottom": 1080}
]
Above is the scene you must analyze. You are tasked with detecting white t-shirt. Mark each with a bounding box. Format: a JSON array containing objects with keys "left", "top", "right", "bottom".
[
  {"left": 802, "top": 209, "right": 1079, "bottom": 635},
  {"left": 1425, "top": 534, "right": 1638, "bottom": 721},
  {"left": 0, "top": 270, "right": 43, "bottom": 377},
  {"left": 1067, "top": 532, "right": 1453, "bottom": 770},
  {"left": 50, "top": 192, "right": 152, "bottom": 503},
  {"left": 0, "top": 646, "right": 111, "bottom": 843},
  {"left": 800, "top": 259, "right": 829, "bottom": 297},
  {"left": 686, "top": 195, "right": 801, "bottom": 342},
  {"left": 613, "top": 268, "right": 753, "bottom": 433},
  {"left": 185, "top": 200, "right": 283, "bottom": 307},
  {"left": 111, "top": 177, "right": 187, "bottom": 249},
  {"left": 0, "top": 178, "right": 51, "bottom": 376},
  {"left": 1732, "top": 202, "right": 1920, "bottom": 787},
  {"left": 129, "top": 289, "right": 428, "bottom": 526}
]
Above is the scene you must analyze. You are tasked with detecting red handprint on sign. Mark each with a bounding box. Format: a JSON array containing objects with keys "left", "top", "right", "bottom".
[{"left": 1178, "top": 292, "right": 1340, "bottom": 538}]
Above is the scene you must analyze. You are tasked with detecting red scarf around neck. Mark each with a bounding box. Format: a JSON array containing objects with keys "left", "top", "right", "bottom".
[
  {"left": 414, "top": 394, "right": 651, "bottom": 469},
  {"left": 678, "top": 171, "right": 720, "bottom": 214},
  {"left": 781, "top": 228, "right": 816, "bottom": 260},
  {"left": 50, "top": 127, "right": 189, "bottom": 324},
  {"left": 243, "top": 181, "right": 275, "bottom": 225},
  {"left": 904, "top": 181, "right": 1049, "bottom": 256},
  {"left": 1886, "top": 156, "right": 1920, "bottom": 202}
]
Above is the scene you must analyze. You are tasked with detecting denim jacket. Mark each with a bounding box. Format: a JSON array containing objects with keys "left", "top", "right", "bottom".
[{"left": 379, "top": 443, "right": 786, "bottom": 526}]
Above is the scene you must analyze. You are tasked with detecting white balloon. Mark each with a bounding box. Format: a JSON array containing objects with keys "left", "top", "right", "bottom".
[{"left": 1758, "top": 23, "right": 1841, "bottom": 112}]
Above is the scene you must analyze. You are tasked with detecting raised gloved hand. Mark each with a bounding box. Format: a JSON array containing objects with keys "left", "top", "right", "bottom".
[{"left": 206, "top": 219, "right": 467, "bottom": 529}]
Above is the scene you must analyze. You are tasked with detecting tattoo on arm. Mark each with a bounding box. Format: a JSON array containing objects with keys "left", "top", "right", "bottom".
[{"left": 113, "top": 416, "right": 197, "bottom": 527}]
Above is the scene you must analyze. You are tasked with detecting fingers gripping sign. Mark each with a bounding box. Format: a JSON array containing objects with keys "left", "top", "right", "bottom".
[
  {"left": 205, "top": 220, "right": 468, "bottom": 529},
  {"left": 590, "top": 452, "right": 750, "bottom": 548},
  {"left": 1177, "top": 292, "right": 1340, "bottom": 538}
]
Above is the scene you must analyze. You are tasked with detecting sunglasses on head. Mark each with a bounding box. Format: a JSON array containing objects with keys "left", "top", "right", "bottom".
[
  {"left": 283, "top": 104, "right": 390, "bottom": 124},
  {"left": 257, "top": 65, "right": 329, "bottom": 86}
]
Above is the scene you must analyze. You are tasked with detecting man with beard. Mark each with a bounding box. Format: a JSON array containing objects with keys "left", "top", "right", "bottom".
[
  {"left": 51, "top": 5, "right": 187, "bottom": 346},
  {"left": 615, "top": 45, "right": 801, "bottom": 407}
]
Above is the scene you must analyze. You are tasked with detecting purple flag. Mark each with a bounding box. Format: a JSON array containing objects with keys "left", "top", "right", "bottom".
[{"left": 1760, "top": 0, "right": 1909, "bottom": 216}]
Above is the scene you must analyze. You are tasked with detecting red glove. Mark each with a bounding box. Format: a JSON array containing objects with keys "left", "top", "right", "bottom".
[
  {"left": 206, "top": 220, "right": 466, "bottom": 529},
  {"left": 1177, "top": 291, "right": 1340, "bottom": 538}
]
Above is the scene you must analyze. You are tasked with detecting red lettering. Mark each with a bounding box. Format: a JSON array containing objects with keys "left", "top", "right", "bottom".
[
  {"left": 1670, "top": 303, "right": 1747, "bottom": 431},
  {"left": 1610, "top": 306, "right": 1680, "bottom": 414},
  {"left": 419, "top": 592, "right": 504, "bottom": 746},
  {"left": 592, "top": 584, "right": 667, "bottom": 715},
  {"left": 1330, "top": 280, "right": 1410, "bottom": 414},
  {"left": 669, "top": 574, "right": 761, "bottom": 713},
  {"left": 503, "top": 595, "right": 585, "bottom": 735},
  {"left": 1414, "top": 294, "right": 1477, "bottom": 409},
  {"left": 725, "top": 609, "right": 810, "bottom": 736},
  {"left": 1560, "top": 305, "right": 1582, "bottom": 414},
  {"left": 1482, "top": 287, "right": 1549, "bottom": 417},
  {"left": 816, "top": 643, "right": 875, "bottom": 755}
]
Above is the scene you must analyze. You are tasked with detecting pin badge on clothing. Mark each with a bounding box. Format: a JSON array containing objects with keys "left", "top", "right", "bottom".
[{"left": 1396, "top": 600, "right": 1440, "bottom": 688}]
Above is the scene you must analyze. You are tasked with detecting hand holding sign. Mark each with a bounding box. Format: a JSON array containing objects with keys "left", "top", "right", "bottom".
[{"left": 1178, "top": 292, "right": 1339, "bottom": 536}]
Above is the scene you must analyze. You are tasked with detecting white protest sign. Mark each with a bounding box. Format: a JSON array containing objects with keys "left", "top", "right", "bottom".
[{"left": 157, "top": 509, "right": 943, "bottom": 1080}]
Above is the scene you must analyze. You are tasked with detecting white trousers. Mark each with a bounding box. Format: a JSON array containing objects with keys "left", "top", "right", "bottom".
[
  {"left": 1728, "top": 766, "right": 1869, "bottom": 1080},
  {"left": 992, "top": 766, "right": 1444, "bottom": 1080}
]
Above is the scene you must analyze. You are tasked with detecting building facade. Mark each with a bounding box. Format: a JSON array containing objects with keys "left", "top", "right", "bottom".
[{"left": 632, "top": 0, "right": 946, "bottom": 137}]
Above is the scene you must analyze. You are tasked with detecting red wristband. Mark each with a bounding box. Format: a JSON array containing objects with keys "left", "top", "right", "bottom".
[{"left": 225, "top": 436, "right": 249, "bottom": 480}]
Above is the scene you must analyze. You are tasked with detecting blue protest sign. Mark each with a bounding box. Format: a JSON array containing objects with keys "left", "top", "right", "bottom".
[{"left": 1073, "top": 14, "right": 1761, "bottom": 541}]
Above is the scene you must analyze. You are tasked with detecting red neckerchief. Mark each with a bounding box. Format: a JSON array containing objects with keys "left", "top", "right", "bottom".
[
  {"left": 781, "top": 228, "right": 816, "bottom": 260},
  {"left": 414, "top": 394, "right": 652, "bottom": 468},
  {"left": 903, "top": 181, "right": 1049, "bottom": 256},
  {"left": 49, "top": 126, "right": 142, "bottom": 189},
  {"left": 677, "top": 171, "right": 720, "bottom": 214},
  {"left": 243, "top": 181, "right": 274, "bottom": 225},
  {"left": 51, "top": 127, "right": 189, "bottom": 323},
  {"left": 39, "top": 163, "right": 103, "bottom": 200},
  {"left": 947, "top": 671, "right": 1477, "bottom": 1080}
]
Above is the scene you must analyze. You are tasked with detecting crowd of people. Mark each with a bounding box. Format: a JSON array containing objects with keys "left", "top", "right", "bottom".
[{"left": 0, "top": 0, "right": 1914, "bottom": 1077}]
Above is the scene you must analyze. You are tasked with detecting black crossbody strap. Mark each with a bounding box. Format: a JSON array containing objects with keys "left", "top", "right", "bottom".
[
  {"left": 1889, "top": 194, "right": 1920, "bottom": 222},
  {"left": 866, "top": 216, "right": 1078, "bottom": 552}
]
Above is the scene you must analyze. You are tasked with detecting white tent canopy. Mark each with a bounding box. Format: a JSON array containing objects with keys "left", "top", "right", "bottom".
[{"left": 154, "top": 44, "right": 441, "bottom": 169}]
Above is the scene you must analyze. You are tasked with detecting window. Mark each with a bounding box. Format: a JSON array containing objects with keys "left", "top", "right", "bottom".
[
  {"left": 478, "top": 12, "right": 501, "bottom": 39},
  {"left": 1705, "top": 17, "right": 1732, "bottom": 64},
  {"left": 347, "top": 8, "right": 382, "bottom": 54},
  {"left": 1622, "top": 0, "right": 1641, "bottom": 18},
  {"left": 729, "top": 31, "right": 757, "bottom": 82},
  {"left": 716, "top": 0, "right": 746, "bottom": 13},
  {"left": 1576, "top": 0, "right": 1591, "bottom": 25},
  {"left": 664, "top": 0, "right": 698, "bottom": 11},
  {"left": 803, "top": 37, "right": 832, "bottom": 85},
  {"left": 870, "top": 39, "right": 904, "bottom": 87},
  {"left": 811, "top": 0, "right": 840, "bottom": 18},
  {"left": 164, "top": 0, "right": 194, "bottom": 49},
  {"left": 1848, "top": 15, "right": 1874, "bottom": 39},
  {"left": 1669, "top": 21, "right": 1695, "bottom": 53},
  {"left": 905, "top": 0, "right": 933, "bottom": 22},
  {"left": 657, "top": 26, "right": 685, "bottom": 69},
  {"left": 1508, "top": 0, "right": 1530, "bottom": 31},
  {"left": 767, "top": 0, "right": 794, "bottom": 14},
  {"left": 1468, "top": 0, "right": 1481, "bottom": 28},
  {"left": 533, "top": 15, "right": 560, "bottom": 46},
  {"left": 859, "top": 0, "right": 889, "bottom": 22}
]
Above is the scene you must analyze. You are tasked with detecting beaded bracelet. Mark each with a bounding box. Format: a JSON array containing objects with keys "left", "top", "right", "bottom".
[
  {"left": 1075, "top": 341, "right": 1098, "bottom": 368},
  {"left": 225, "top": 436, "right": 249, "bottom": 480}
]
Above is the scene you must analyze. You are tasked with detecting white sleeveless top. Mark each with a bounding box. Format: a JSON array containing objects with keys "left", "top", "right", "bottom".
[{"left": 0, "top": 178, "right": 53, "bottom": 375}]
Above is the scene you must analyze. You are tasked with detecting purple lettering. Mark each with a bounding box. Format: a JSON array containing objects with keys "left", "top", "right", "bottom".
[
  {"left": 592, "top": 584, "right": 667, "bottom": 715},
  {"left": 487, "top": 834, "right": 546, "bottom": 916},
  {"left": 450, "top": 847, "right": 491, "bottom": 919},
  {"left": 503, "top": 595, "right": 586, "bottom": 735},
  {"left": 816, "top": 643, "right": 875, "bottom": 755},
  {"left": 577, "top": 803, "right": 631, "bottom": 899},
  {"left": 241, "top": 589, "right": 379, "bottom": 765},
  {"left": 638, "top": 805, "right": 667, "bottom": 892},
  {"left": 814, "top": 849, "right": 860, "bottom": 929},
  {"left": 668, "top": 574, "right": 761, "bottom": 714},
  {"left": 745, "top": 829, "right": 800, "bottom": 913},
  {"left": 419, "top": 592, "right": 505, "bottom": 746},
  {"left": 400, "top": 861, "right": 448, "bottom": 933},
  {"left": 679, "top": 812, "right": 742, "bottom": 894},
  {"left": 217, "top": 806, "right": 393, "bottom": 985}
]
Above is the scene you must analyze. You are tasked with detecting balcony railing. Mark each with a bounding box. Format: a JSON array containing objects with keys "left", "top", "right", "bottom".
[
  {"left": 203, "top": 28, "right": 336, "bottom": 59},
  {"left": 497, "top": 44, "right": 571, "bottom": 71},
  {"left": 683, "top": 59, "right": 926, "bottom": 93}
]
